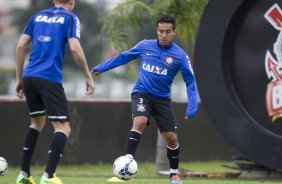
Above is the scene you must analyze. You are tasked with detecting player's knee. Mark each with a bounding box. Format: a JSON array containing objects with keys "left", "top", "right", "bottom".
[
  {"left": 133, "top": 116, "right": 147, "bottom": 130},
  {"left": 62, "top": 123, "right": 71, "bottom": 137},
  {"left": 64, "top": 125, "right": 71, "bottom": 136},
  {"left": 53, "top": 121, "right": 71, "bottom": 137},
  {"left": 30, "top": 116, "right": 45, "bottom": 131},
  {"left": 165, "top": 134, "right": 178, "bottom": 147}
]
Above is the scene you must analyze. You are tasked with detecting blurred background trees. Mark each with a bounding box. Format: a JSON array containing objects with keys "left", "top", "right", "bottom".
[
  {"left": 0, "top": 0, "right": 207, "bottom": 97},
  {"left": 101, "top": 0, "right": 207, "bottom": 80},
  {"left": 103, "top": 0, "right": 207, "bottom": 52},
  {"left": 13, "top": 0, "right": 104, "bottom": 69}
]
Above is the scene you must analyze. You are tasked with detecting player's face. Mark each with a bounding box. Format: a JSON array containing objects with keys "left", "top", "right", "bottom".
[
  {"left": 156, "top": 23, "right": 175, "bottom": 47},
  {"left": 69, "top": 0, "right": 75, "bottom": 11}
]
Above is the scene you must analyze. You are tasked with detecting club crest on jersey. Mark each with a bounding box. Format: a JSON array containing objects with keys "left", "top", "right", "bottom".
[
  {"left": 165, "top": 55, "right": 174, "bottom": 66},
  {"left": 264, "top": 3, "right": 282, "bottom": 123},
  {"left": 137, "top": 104, "right": 146, "bottom": 112}
]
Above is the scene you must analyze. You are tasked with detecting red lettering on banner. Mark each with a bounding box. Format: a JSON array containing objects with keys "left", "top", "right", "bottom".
[
  {"left": 265, "top": 51, "right": 282, "bottom": 81},
  {"left": 264, "top": 4, "right": 282, "bottom": 30},
  {"left": 266, "top": 81, "right": 282, "bottom": 121}
]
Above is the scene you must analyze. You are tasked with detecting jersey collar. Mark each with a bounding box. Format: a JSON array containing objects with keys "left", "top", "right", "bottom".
[{"left": 52, "top": 6, "right": 67, "bottom": 12}]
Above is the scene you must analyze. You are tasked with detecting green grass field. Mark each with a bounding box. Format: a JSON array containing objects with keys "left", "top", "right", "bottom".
[{"left": 2, "top": 161, "right": 282, "bottom": 184}]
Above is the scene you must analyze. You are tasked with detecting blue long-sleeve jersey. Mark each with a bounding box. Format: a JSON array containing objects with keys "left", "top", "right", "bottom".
[
  {"left": 22, "top": 6, "right": 81, "bottom": 83},
  {"left": 92, "top": 39, "right": 198, "bottom": 118}
]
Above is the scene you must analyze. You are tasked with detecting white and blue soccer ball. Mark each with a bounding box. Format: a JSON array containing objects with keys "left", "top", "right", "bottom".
[
  {"left": 113, "top": 155, "right": 138, "bottom": 180},
  {"left": 0, "top": 157, "right": 8, "bottom": 175}
]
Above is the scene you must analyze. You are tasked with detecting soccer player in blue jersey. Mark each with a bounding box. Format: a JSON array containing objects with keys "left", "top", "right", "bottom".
[
  {"left": 92, "top": 15, "right": 198, "bottom": 184},
  {"left": 15, "top": 0, "right": 95, "bottom": 183}
]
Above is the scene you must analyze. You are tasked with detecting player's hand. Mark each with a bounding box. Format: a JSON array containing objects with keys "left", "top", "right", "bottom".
[
  {"left": 85, "top": 78, "right": 95, "bottom": 95},
  {"left": 91, "top": 71, "right": 100, "bottom": 76},
  {"left": 15, "top": 80, "right": 24, "bottom": 99},
  {"left": 184, "top": 115, "right": 189, "bottom": 121}
]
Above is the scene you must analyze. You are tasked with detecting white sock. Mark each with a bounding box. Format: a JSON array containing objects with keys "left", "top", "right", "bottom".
[
  {"left": 170, "top": 169, "right": 179, "bottom": 174},
  {"left": 20, "top": 171, "right": 28, "bottom": 177},
  {"left": 43, "top": 172, "right": 49, "bottom": 178}
]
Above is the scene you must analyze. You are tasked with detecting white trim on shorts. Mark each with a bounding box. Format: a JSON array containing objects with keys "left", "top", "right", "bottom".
[
  {"left": 48, "top": 115, "right": 67, "bottom": 120},
  {"left": 30, "top": 110, "right": 45, "bottom": 116}
]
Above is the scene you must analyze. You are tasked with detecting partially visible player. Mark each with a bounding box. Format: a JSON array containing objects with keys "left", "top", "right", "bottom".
[
  {"left": 15, "top": 0, "right": 95, "bottom": 184},
  {"left": 92, "top": 15, "right": 198, "bottom": 184}
]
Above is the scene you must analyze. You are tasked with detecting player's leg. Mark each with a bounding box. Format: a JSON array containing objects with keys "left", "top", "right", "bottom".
[
  {"left": 21, "top": 116, "right": 45, "bottom": 174},
  {"left": 161, "top": 132, "right": 182, "bottom": 184},
  {"left": 152, "top": 98, "right": 182, "bottom": 184},
  {"left": 17, "top": 77, "right": 45, "bottom": 184},
  {"left": 36, "top": 78, "right": 70, "bottom": 184},
  {"left": 40, "top": 121, "right": 70, "bottom": 183},
  {"left": 127, "top": 92, "right": 151, "bottom": 157},
  {"left": 162, "top": 132, "right": 181, "bottom": 179},
  {"left": 17, "top": 117, "right": 44, "bottom": 184},
  {"left": 126, "top": 116, "right": 148, "bottom": 156}
]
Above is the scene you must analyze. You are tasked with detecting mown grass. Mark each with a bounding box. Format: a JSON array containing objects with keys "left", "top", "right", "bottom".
[{"left": 1, "top": 161, "right": 282, "bottom": 184}]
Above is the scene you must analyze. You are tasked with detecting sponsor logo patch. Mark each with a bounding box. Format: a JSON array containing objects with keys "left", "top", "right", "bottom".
[
  {"left": 38, "top": 35, "right": 51, "bottom": 42},
  {"left": 142, "top": 63, "right": 167, "bottom": 75},
  {"left": 35, "top": 15, "right": 65, "bottom": 24}
]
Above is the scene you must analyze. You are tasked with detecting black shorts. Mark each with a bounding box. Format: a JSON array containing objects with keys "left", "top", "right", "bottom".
[
  {"left": 22, "top": 77, "right": 70, "bottom": 122},
  {"left": 131, "top": 92, "right": 177, "bottom": 132}
]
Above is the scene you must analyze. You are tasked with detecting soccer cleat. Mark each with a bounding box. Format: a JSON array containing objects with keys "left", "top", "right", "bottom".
[
  {"left": 40, "top": 174, "right": 63, "bottom": 184},
  {"left": 170, "top": 174, "right": 182, "bottom": 184},
  {"left": 16, "top": 173, "right": 36, "bottom": 184}
]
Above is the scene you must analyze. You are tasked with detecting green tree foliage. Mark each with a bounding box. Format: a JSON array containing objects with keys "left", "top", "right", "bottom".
[
  {"left": 103, "top": 0, "right": 207, "bottom": 53},
  {"left": 153, "top": 0, "right": 207, "bottom": 52},
  {"left": 101, "top": 0, "right": 207, "bottom": 79},
  {"left": 102, "top": 0, "right": 154, "bottom": 50}
]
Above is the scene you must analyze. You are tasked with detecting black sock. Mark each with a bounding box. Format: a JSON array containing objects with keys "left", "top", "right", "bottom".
[
  {"left": 126, "top": 131, "right": 141, "bottom": 156},
  {"left": 21, "top": 127, "right": 40, "bottom": 176},
  {"left": 45, "top": 132, "right": 67, "bottom": 178},
  {"left": 167, "top": 145, "right": 180, "bottom": 176}
]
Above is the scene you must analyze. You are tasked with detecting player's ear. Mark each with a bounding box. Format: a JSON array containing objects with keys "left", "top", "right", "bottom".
[
  {"left": 68, "top": 0, "right": 75, "bottom": 11},
  {"left": 156, "top": 27, "right": 159, "bottom": 34}
]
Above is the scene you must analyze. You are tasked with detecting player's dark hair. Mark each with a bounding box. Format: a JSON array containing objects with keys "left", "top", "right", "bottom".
[{"left": 157, "top": 15, "right": 176, "bottom": 30}]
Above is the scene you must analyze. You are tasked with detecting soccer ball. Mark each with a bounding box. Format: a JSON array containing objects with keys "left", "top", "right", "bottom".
[
  {"left": 0, "top": 157, "right": 8, "bottom": 175},
  {"left": 113, "top": 155, "right": 138, "bottom": 180}
]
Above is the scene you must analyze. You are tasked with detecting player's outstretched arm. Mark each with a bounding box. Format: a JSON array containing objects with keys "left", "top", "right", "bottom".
[
  {"left": 69, "top": 38, "right": 95, "bottom": 95},
  {"left": 15, "top": 34, "right": 31, "bottom": 99}
]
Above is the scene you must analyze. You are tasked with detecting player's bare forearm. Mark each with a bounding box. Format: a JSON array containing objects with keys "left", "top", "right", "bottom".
[
  {"left": 15, "top": 48, "right": 24, "bottom": 81},
  {"left": 69, "top": 38, "right": 92, "bottom": 79},
  {"left": 15, "top": 34, "right": 30, "bottom": 98},
  {"left": 69, "top": 38, "right": 95, "bottom": 94},
  {"left": 75, "top": 57, "right": 92, "bottom": 79},
  {"left": 15, "top": 34, "right": 30, "bottom": 81}
]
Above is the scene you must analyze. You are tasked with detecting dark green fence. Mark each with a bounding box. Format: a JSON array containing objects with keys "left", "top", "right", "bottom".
[{"left": 0, "top": 99, "right": 239, "bottom": 166}]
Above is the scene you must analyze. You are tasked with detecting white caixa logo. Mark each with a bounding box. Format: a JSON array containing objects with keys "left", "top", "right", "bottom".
[{"left": 35, "top": 15, "right": 64, "bottom": 24}]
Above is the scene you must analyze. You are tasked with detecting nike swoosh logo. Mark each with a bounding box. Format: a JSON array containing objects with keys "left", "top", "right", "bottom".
[
  {"left": 130, "top": 137, "right": 138, "bottom": 141},
  {"left": 146, "top": 53, "right": 153, "bottom": 56},
  {"left": 172, "top": 156, "right": 180, "bottom": 159}
]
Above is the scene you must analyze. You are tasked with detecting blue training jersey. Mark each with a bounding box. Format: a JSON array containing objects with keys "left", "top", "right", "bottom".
[
  {"left": 92, "top": 40, "right": 198, "bottom": 118},
  {"left": 22, "top": 6, "right": 81, "bottom": 83}
]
